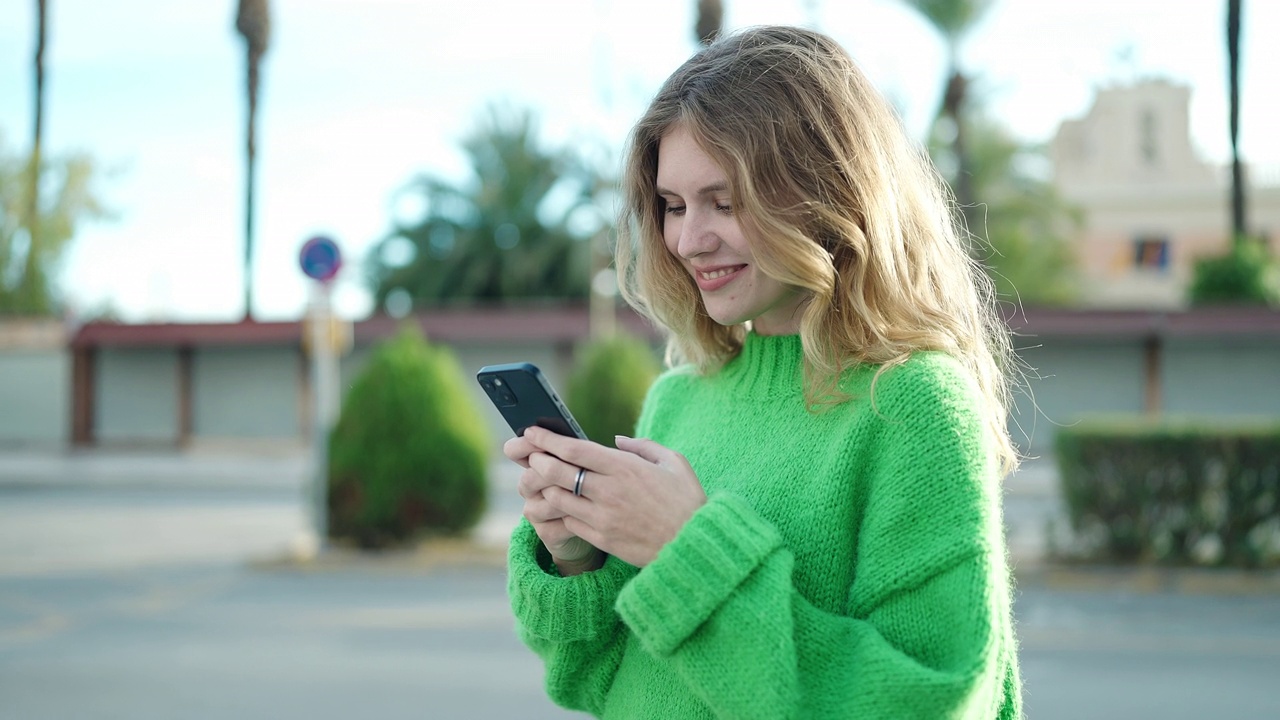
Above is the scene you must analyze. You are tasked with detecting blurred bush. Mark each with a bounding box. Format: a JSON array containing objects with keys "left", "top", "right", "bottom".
[
  {"left": 327, "top": 326, "right": 490, "bottom": 548},
  {"left": 1189, "top": 238, "right": 1279, "bottom": 306},
  {"left": 566, "top": 332, "right": 659, "bottom": 446},
  {"left": 1055, "top": 418, "right": 1280, "bottom": 568}
]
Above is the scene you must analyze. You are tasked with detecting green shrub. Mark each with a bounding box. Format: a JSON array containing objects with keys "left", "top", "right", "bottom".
[
  {"left": 1189, "top": 239, "right": 1279, "bottom": 306},
  {"left": 327, "top": 326, "right": 490, "bottom": 548},
  {"left": 1055, "top": 418, "right": 1280, "bottom": 567},
  {"left": 565, "top": 332, "right": 660, "bottom": 446}
]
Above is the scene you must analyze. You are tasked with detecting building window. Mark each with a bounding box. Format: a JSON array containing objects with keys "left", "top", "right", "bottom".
[{"left": 1133, "top": 236, "right": 1170, "bottom": 271}]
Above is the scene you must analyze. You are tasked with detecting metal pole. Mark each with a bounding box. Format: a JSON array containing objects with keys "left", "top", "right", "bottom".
[{"left": 309, "top": 281, "right": 338, "bottom": 547}]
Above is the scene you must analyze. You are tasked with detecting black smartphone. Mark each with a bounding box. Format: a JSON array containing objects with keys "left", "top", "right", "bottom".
[{"left": 476, "top": 362, "right": 588, "bottom": 439}]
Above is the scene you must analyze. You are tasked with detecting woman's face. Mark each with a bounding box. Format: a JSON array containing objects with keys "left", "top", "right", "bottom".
[{"left": 656, "top": 125, "right": 804, "bottom": 336}]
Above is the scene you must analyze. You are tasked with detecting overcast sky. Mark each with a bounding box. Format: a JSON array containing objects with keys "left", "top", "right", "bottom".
[{"left": 2, "top": 0, "right": 1276, "bottom": 322}]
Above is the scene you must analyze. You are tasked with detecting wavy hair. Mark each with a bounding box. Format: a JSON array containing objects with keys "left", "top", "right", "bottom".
[{"left": 615, "top": 25, "right": 1019, "bottom": 475}]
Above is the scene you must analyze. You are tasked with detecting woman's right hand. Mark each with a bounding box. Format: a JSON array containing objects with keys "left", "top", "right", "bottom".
[{"left": 505, "top": 435, "right": 603, "bottom": 574}]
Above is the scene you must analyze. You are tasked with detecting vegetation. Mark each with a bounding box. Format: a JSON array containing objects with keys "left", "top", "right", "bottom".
[
  {"left": 901, "top": 0, "right": 993, "bottom": 231},
  {"left": 368, "top": 105, "right": 609, "bottom": 311},
  {"left": 565, "top": 333, "right": 660, "bottom": 445},
  {"left": 1055, "top": 418, "right": 1280, "bottom": 568},
  {"left": 1188, "top": 238, "right": 1279, "bottom": 306},
  {"left": 327, "top": 326, "right": 491, "bottom": 548},
  {"left": 929, "top": 109, "right": 1080, "bottom": 305},
  {"left": 0, "top": 135, "right": 111, "bottom": 315}
]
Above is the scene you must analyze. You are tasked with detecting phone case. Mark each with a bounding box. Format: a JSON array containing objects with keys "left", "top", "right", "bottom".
[{"left": 476, "top": 362, "right": 587, "bottom": 439}]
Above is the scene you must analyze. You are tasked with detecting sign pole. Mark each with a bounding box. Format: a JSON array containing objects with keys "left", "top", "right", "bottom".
[
  {"left": 299, "top": 235, "right": 344, "bottom": 553},
  {"left": 309, "top": 282, "right": 338, "bottom": 547}
]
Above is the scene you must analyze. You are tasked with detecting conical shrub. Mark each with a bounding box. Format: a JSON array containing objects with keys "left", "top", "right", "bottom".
[
  {"left": 566, "top": 332, "right": 659, "bottom": 446},
  {"left": 327, "top": 325, "right": 490, "bottom": 548}
]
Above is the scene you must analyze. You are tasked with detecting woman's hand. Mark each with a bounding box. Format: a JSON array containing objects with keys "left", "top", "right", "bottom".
[
  {"left": 521, "top": 426, "right": 707, "bottom": 568},
  {"left": 505, "top": 434, "right": 602, "bottom": 574}
]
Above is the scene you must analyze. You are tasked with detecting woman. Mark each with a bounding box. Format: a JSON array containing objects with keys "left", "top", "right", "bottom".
[{"left": 504, "top": 25, "right": 1022, "bottom": 719}]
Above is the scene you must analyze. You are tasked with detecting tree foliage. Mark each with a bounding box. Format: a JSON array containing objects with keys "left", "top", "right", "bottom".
[
  {"left": 327, "top": 325, "right": 491, "bottom": 547},
  {"left": 1189, "top": 238, "right": 1278, "bottom": 306},
  {"left": 0, "top": 133, "right": 111, "bottom": 316},
  {"left": 369, "top": 105, "right": 608, "bottom": 311},
  {"left": 929, "top": 110, "right": 1080, "bottom": 305}
]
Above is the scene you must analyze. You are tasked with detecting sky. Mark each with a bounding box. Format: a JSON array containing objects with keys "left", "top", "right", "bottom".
[{"left": 1, "top": 0, "right": 1277, "bottom": 323}]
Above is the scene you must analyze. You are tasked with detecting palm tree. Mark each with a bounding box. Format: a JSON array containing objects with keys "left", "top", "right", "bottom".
[
  {"left": 16, "top": 0, "right": 49, "bottom": 313},
  {"left": 370, "top": 106, "right": 603, "bottom": 309},
  {"left": 695, "top": 0, "right": 723, "bottom": 46},
  {"left": 1227, "top": 0, "right": 1245, "bottom": 244},
  {"left": 901, "top": 0, "right": 992, "bottom": 234},
  {"left": 235, "top": 0, "right": 271, "bottom": 320}
]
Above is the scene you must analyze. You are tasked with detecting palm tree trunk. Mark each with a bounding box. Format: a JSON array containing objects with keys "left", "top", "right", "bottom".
[
  {"left": 19, "top": 0, "right": 49, "bottom": 313},
  {"left": 1227, "top": 0, "right": 1245, "bottom": 245},
  {"left": 243, "top": 51, "right": 260, "bottom": 320},
  {"left": 944, "top": 66, "right": 978, "bottom": 236}
]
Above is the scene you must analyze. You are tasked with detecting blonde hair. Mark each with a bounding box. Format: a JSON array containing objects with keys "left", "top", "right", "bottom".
[{"left": 615, "top": 26, "right": 1019, "bottom": 476}]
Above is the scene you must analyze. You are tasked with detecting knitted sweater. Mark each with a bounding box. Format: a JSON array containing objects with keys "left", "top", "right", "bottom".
[{"left": 508, "top": 332, "right": 1022, "bottom": 719}]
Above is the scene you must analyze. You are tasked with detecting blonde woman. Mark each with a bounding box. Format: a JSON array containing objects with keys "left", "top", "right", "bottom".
[{"left": 504, "top": 25, "right": 1022, "bottom": 719}]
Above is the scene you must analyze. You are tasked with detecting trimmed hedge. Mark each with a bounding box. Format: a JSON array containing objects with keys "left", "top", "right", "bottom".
[
  {"left": 327, "top": 326, "right": 491, "bottom": 548},
  {"left": 1055, "top": 418, "right": 1280, "bottom": 567},
  {"left": 565, "top": 332, "right": 659, "bottom": 446},
  {"left": 1188, "top": 238, "right": 1279, "bottom": 306}
]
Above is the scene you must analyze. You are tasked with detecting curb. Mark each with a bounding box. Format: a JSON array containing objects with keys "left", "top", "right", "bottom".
[
  {"left": 1014, "top": 562, "right": 1280, "bottom": 596},
  {"left": 250, "top": 537, "right": 508, "bottom": 574}
]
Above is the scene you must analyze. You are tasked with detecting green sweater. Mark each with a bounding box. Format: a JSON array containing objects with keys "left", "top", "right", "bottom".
[{"left": 508, "top": 332, "right": 1022, "bottom": 719}]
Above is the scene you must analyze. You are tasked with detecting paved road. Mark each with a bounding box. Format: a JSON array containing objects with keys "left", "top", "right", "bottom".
[{"left": 1, "top": 450, "right": 1277, "bottom": 719}]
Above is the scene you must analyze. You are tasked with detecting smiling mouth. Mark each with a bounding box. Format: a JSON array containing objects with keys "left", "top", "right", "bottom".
[{"left": 699, "top": 267, "right": 739, "bottom": 280}]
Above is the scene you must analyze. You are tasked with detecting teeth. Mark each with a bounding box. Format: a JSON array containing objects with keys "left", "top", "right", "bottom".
[{"left": 700, "top": 268, "right": 736, "bottom": 280}]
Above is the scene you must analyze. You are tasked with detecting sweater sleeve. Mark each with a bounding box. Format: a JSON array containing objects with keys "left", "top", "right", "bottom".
[
  {"left": 504, "top": 370, "right": 682, "bottom": 715},
  {"left": 614, "top": 355, "right": 1016, "bottom": 719},
  {"left": 507, "top": 518, "right": 638, "bottom": 715}
]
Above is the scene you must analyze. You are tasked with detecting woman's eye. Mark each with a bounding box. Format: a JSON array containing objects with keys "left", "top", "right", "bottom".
[
  {"left": 715, "top": 203, "right": 734, "bottom": 215},
  {"left": 664, "top": 204, "right": 686, "bottom": 216}
]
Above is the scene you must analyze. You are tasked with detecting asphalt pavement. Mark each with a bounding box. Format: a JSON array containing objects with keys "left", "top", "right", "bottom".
[{"left": 1, "top": 447, "right": 1278, "bottom": 719}]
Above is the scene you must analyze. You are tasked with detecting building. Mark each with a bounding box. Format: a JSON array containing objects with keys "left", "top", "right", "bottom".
[{"left": 1051, "top": 79, "right": 1280, "bottom": 308}]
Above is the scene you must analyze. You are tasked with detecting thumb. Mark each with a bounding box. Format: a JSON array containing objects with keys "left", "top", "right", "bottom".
[{"left": 614, "top": 435, "right": 669, "bottom": 465}]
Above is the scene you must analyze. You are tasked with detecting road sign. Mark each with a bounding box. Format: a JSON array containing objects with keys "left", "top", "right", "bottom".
[{"left": 299, "top": 235, "right": 343, "bottom": 282}]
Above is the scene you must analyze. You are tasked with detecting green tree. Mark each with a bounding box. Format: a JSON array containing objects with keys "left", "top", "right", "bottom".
[
  {"left": 0, "top": 134, "right": 110, "bottom": 315},
  {"left": 901, "top": 0, "right": 993, "bottom": 232},
  {"left": 234, "top": 0, "right": 271, "bottom": 319},
  {"left": 369, "top": 105, "right": 606, "bottom": 309},
  {"left": 930, "top": 110, "right": 1079, "bottom": 305}
]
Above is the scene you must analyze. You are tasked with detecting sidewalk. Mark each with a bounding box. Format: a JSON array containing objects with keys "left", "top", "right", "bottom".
[{"left": 5, "top": 446, "right": 1277, "bottom": 593}]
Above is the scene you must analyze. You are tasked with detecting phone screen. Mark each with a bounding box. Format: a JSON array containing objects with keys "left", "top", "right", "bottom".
[{"left": 476, "top": 363, "right": 587, "bottom": 439}]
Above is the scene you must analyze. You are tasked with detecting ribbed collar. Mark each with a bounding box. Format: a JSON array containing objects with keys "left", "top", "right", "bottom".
[{"left": 719, "top": 331, "right": 805, "bottom": 398}]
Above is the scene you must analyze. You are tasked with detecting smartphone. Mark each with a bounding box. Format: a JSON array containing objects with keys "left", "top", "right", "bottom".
[{"left": 476, "top": 362, "right": 587, "bottom": 439}]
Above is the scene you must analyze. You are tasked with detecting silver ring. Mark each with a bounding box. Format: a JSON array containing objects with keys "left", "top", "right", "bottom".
[{"left": 573, "top": 467, "right": 586, "bottom": 497}]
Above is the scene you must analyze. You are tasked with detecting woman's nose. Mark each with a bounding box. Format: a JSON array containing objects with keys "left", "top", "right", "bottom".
[{"left": 677, "top": 211, "right": 717, "bottom": 259}]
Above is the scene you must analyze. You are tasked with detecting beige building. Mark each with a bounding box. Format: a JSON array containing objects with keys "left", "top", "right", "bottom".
[{"left": 1051, "top": 79, "right": 1280, "bottom": 308}]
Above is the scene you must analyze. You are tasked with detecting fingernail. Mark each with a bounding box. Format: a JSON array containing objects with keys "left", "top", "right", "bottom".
[{"left": 615, "top": 434, "right": 630, "bottom": 442}]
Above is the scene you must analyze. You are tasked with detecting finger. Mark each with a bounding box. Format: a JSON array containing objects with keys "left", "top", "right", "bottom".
[
  {"left": 517, "top": 467, "right": 559, "bottom": 499},
  {"left": 525, "top": 426, "right": 618, "bottom": 472},
  {"left": 614, "top": 435, "right": 677, "bottom": 466},
  {"left": 527, "top": 452, "right": 577, "bottom": 493},
  {"left": 503, "top": 436, "right": 536, "bottom": 468},
  {"left": 522, "top": 495, "right": 565, "bottom": 524},
  {"left": 542, "top": 485, "right": 599, "bottom": 523}
]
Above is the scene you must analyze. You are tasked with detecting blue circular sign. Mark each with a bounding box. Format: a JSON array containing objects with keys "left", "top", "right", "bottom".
[{"left": 299, "top": 235, "right": 343, "bottom": 282}]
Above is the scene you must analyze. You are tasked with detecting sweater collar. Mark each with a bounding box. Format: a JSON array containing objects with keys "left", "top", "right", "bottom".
[{"left": 721, "top": 331, "right": 805, "bottom": 396}]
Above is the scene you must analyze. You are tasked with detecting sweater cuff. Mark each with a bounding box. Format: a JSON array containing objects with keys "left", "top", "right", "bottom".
[
  {"left": 616, "top": 493, "right": 783, "bottom": 657},
  {"left": 507, "top": 519, "right": 634, "bottom": 642}
]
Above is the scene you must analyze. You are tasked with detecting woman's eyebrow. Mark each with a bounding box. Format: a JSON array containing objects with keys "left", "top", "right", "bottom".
[{"left": 655, "top": 181, "right": 729, "bottom": 197}]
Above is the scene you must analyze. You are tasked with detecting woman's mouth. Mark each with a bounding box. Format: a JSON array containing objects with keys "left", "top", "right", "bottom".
[{"left": 694, "top": 265, "right": 746, "bottom": 292}]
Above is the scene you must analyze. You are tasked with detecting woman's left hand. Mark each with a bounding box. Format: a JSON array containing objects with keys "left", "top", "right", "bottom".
[{"left": 521, "top": 426, "right": 706, "bottom": 568}]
